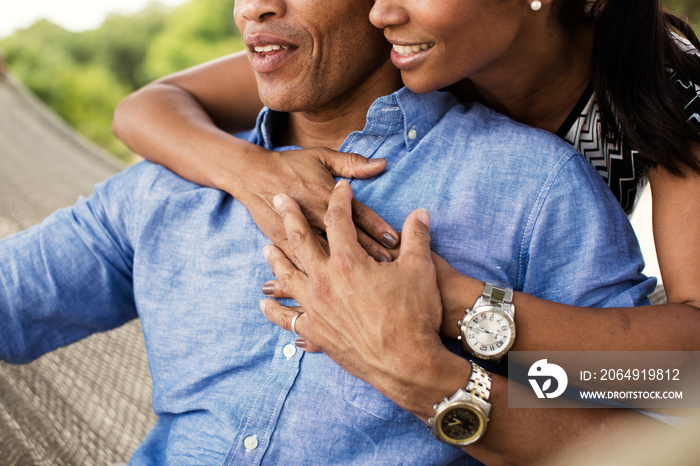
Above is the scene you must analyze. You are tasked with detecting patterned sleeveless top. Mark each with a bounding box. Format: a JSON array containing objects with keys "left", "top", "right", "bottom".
[
  {"left": 557, "top": 76, "right": 700, "bottom": 215},
  {"left": 558, "top": 38, "right": 700, "bottom": 214}
]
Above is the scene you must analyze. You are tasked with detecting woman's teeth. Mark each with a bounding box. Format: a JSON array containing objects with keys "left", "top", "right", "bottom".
[{"left": 392, "top": 43, "right": 435, "bottom": 56}]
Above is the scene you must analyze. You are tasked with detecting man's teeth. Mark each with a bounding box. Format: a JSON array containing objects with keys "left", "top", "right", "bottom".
[
  {"left": 254, "top": 45, "right": 287, "bottom": 53},
  {"left": 392, "top": 43, "right": 434, "bottom": 56}
]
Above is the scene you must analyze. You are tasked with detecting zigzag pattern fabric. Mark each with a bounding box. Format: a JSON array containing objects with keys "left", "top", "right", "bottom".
[{"left": 559, "top": 74, "right": 700, "bottom": 215}]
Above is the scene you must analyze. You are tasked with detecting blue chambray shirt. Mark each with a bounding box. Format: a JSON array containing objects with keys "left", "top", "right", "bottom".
[{"left": 0, "top": 87, "right": 655, "bottom": 464}]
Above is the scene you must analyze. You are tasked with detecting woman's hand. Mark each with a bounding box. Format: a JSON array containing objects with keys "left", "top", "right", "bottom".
[
  {"left": 259, "top": 180, "right": 449, "bottom": 410},
  {"left": 234, "top": 146, "right": 399, "bottom": 266}
]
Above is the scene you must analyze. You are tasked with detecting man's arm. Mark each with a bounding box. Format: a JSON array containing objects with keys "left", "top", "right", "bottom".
[{"left": 0, "top": 171, "right": 139, "bottom": 364}]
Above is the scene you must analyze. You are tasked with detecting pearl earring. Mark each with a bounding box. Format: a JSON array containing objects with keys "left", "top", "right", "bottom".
[{"left": 530, "top": 0, "right": 542, "bottom": 11}]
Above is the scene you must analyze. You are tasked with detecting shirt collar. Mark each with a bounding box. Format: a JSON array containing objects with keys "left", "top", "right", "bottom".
[
  {"left": 253, "top": 87, "right": 461, "bottom": 152},
  {"left": 368, "top": 87, "right": 460, "bottom": 151}
]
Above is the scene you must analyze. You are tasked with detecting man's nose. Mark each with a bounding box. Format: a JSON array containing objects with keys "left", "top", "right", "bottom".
[{"left": 235, "top": 0, "right": 287, "bottom": 23}]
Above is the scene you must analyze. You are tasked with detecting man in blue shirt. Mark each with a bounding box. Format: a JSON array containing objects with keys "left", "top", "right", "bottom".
[{"left": 0, "top": 0, "right": 655, "bottom": 464}]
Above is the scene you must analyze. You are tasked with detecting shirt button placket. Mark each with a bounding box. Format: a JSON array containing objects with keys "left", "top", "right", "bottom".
[{"left": 230, "top": 336, "right": 302, "bottom": 462}]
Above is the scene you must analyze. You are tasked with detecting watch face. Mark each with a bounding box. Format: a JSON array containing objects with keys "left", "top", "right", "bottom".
[
  {"left": 462, "top": 307, "right": 515, "bottom": 359},
  {"left": 437, "top": 405, "right": 485, "bottom": 446}
]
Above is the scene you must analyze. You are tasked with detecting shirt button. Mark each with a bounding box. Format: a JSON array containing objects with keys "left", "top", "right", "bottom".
[
  {"left": 407, "top": 127, "right": 417, "bottom": 140},
  {"left": 244, "top": 435, "right": 258, "bottom": 451},
  {"left": 283, "top": 344, "right": 297, "bottom": 358}
]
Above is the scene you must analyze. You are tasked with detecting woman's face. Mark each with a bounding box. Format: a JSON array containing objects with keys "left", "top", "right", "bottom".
[{"left": 369, "top": 0, "right": 531, "bottom": 93}]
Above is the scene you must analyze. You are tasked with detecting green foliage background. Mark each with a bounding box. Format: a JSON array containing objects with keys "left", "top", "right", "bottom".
[
  {"left": 0, "top": 0, "right": 698, "bottom": 163},
  {"left": 0, "top": 0, "right": 242, "bottom": 163}
]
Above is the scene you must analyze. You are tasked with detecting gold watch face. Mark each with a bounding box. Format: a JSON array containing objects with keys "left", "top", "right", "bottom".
[{"left": 436, "top": 404, "right": 486, "bottom": 446}]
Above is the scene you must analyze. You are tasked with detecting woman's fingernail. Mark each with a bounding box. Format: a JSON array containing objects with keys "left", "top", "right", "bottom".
[
  {"left": 373, "top": 251, "right": 391, "bottom": 263},
  {"left": 381, "top": 233, "right": 398, "bottom": 249},
  {"left": 262, "top": 282, "right": 275, "bottom": 296},
  {"left": 294, "top": 338, "right": 306, "bottom": 350},
  {"left": 368, "top": 158, "right": 385, "bottom": 165}
]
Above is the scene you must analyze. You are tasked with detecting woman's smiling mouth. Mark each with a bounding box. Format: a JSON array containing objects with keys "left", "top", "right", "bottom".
[{"left": 392, "top": 42, "right": 435, "bottom": 57}]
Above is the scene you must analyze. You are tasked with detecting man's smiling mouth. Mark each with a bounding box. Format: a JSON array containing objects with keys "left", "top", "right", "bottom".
[{"left": 254, "top": 45, "right": 290, "bottom": 53}]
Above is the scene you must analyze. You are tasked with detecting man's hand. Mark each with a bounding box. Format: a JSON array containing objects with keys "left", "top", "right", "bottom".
[
  {"left": 259, "top": 180, "right": 448, "bottom": 411},
  {"left": 257, "top": 169, "right": 485, "bottom": 342}
]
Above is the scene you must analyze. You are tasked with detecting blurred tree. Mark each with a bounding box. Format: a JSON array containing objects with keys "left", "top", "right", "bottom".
[
  {"left": 0, "top": 20, "right": 73, "bottom": 84},
  {"left": 75, "top": 4, "right": 169, "bottom": 89},
  {"left": 1, "top": 20, "right": 135, "bottom": 161},
  {"left": 666, "top": 0, "right": 700, "bottom": 30},
  {"left": 143, "top": 0, "right": 243, "bottom": 81},
  {"left": 0, "top": 0, "right": 243, "bottom": 163},
  {"left": 50, "top": 64, "right": 132, "bottom": 157}
]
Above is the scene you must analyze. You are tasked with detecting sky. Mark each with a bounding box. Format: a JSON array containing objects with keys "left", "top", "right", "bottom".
[{"left": 1, "top": 0, "right": 188, "bottom": 38}]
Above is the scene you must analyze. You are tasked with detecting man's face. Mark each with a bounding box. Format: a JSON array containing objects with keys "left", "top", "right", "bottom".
[{"left": 234, "top": 0, "right": 392, "bottom": 112}]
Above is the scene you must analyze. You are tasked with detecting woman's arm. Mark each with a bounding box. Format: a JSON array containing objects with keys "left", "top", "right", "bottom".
[
  {"left": 112, "top": 52, "right": 399, "bottom": 260},
  {"left": 113, "top": 52, "right": 263, "bottom": 188},
  {"left": 489, "top": 154, "right": 700, "bottom": 354},
  {"left": 647, "top": 161, "right": 700, "bottom": 309},
  {"left": 430, "top": 254, "right": 700, "bottom": 353}
]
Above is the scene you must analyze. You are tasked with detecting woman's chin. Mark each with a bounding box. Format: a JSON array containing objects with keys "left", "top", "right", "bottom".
[{"left": 400, "top": 72, "right": 449, "bottom": 95}]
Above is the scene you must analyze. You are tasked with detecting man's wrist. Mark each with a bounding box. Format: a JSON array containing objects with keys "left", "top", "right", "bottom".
[
  {"left": 387, "top": 345, "right": 474, "bottom": 422},
  {"left": 439, "top": 274, "right": 485, "bottom": 339},
  {"left": 429, "top": 361, "right": 492, "bottom": 447}
]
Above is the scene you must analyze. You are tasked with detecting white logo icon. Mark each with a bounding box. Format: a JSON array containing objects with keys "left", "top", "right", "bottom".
[{"left": 528, "top": 359, "right": 568, "bottom": 399}]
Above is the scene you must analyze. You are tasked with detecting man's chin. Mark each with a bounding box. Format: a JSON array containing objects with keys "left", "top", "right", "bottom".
[
  {"left": 260, "top": 102, "right": 301, "bottom": 113},
  {"left": 259, "top": 95, "right": 310, "bottom": 114}
]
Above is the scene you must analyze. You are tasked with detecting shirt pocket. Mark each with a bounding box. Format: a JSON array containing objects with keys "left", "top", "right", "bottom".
[{"left": 343, "top": 373, "right": 416, "bottom": 422}]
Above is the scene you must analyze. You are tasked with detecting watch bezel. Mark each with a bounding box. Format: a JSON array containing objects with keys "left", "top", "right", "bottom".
[
  {"left": 432, "top": 399, "right": 489, "bottom": 447},
  {"left": 460, "top": 305, "right": 516, "bottom": 361}
]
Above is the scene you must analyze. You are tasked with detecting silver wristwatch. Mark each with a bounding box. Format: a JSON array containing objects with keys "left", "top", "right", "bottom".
[
  {"left": 458, "top": 282, "right": 516, "bottom": 361},
  {"left": 428, "top": 362, "right": 492, "bottom": 447}
]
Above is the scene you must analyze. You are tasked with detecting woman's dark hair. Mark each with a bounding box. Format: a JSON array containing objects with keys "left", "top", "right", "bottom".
[{"left": 560, "top": 0, "right": 700, "bottom": 176}]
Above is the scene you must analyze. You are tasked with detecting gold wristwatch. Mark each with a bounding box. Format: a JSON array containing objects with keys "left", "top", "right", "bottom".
[{"left": 428, "top": 362, "right": 492, "bottom": 447}]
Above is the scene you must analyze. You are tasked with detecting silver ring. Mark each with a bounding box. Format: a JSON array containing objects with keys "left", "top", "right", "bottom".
[{"left": 290, "top": 313, "right": 302, "bottom": 337}]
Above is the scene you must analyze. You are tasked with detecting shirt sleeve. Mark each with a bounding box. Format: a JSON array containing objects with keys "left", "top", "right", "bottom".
[
  {"left": 0, "top": 169, "right": 139, "bottom": 364},
  {"left": 521, "top": 154, "right": 657, "bottom": 308}
]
